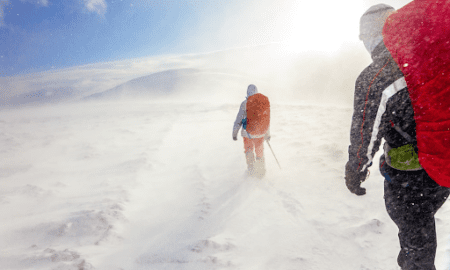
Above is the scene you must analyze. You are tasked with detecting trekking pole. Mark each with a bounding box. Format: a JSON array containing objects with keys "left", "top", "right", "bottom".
[{"left": 266, "top": 140, "right": 281, "bottom": 169}]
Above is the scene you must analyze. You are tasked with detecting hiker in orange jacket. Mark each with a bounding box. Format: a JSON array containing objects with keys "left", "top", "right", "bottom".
[{"left": 232, "top": 84, "right": 271, "bottom": 177}]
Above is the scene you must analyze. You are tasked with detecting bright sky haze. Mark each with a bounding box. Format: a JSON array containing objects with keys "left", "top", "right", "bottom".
[{"left": 1, "top": 0, "right": 412, "bottom": 77}]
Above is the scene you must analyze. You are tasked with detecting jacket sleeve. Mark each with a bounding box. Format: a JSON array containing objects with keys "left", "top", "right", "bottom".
[
  {"left": 348, "top": 72, "right": 387, "bottom": 172},
  {"left": 232, "top": 101, "right": 246, "bottom": 138}
]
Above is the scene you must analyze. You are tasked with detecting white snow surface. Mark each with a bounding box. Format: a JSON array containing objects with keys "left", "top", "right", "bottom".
[
  {"left": 1, "top": 46, "right": 450, "bottom": 269},
  {"left": 1, "top": 99, "right": 450, "bottom": 270}
]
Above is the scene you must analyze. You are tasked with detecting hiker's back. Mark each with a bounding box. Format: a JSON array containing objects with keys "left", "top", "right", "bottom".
[{"left": 246, "top": 93, "right": 270, "bottom": 137}]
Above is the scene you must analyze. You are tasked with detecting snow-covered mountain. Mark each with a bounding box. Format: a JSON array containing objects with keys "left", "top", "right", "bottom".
[
  {"left": 0, "top": 43, "right": 369, "bottom": 108},
  {"left": 83, "top": 68, "right": 250, "bottom": 102},
  {"left": 84, "top": 69, "right": 201, "bottom": 100}
]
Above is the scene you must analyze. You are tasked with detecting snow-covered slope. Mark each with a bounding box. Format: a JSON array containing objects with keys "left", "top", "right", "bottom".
[
  {"left": 1, "top": 99, "right": 449, "bottom": 270},
  {"left": 83, "top": 68, "right": 249, "bottom": 102},
  {"left": 0, "top": 87, "right": 76, "bottom": 107},
  {"left": 84, "top": 69, "right": 200, "bottom": 100},
  {"left": 0, "top": 43, "right": 369, "bottom": 108}
]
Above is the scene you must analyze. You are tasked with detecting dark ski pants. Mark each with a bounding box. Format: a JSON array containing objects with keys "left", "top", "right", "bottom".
[{"left": 380, "top": 155, "right": 450, "bottom": 270}]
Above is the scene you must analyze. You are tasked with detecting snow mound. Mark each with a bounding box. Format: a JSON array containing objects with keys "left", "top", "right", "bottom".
[{"left": 20, "top": 247, "right": 94, "bottom": 270}]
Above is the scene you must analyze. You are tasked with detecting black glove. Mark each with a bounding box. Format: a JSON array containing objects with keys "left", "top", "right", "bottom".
[
  {"left": 233, "top": 136, "right": 237, "bottom": 141},
  {"left": 345, "top": 161, "right": 367, "bottom": 196}
]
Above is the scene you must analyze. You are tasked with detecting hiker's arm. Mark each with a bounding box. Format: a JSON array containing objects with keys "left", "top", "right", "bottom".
[
  {"left": 346, "top": 79, "right": 370, "bottom": 195},
  {"left": 347, "top": 76, "right": 384, "bottom": 172},
  {"left": 232, "top": 101, "right": 246, "bottom": 140},
  {"left": 346, "top": 72, "right": 387, "bottom": 195},
  {"left": 346, "top": 74, "right": 379, "bottom": 194}
]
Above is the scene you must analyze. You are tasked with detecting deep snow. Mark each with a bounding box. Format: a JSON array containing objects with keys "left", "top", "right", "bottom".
[{"left": 1, "top": 99, "right": 450, "bottom": 270}]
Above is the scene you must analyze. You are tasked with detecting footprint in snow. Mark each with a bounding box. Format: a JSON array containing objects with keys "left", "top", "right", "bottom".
[{"left": 278, "top": 190, "right": 304, "bottom": 217}]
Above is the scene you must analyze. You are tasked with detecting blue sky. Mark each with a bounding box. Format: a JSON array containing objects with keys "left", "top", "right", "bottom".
[
  {"left": 0, "top": 0, "right": 412, "bottom": 77},
  {"left": 0, "top": 0, "right": 220, "bottom": 76}
]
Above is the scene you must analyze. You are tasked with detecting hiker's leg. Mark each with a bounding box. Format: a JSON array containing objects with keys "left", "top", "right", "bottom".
[
  {"left": 254, "top": 138, "right": 265, "bottom": 177},
  {"left": 243, "top": 137, "right": 255, "bottom": 173},
  {"left": 381, "top": 156, "right": 450, "bottom": 270},
  {"left": 243, "top": 137, "right": 254, "bottom": 154},
  {"left": 254, "top": 137, "right": 264, "bottom": 158}
]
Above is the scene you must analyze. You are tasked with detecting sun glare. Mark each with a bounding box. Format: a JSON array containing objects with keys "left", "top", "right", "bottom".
[{"left": 279, "top": 1, "right": 364, "bottom": 54}]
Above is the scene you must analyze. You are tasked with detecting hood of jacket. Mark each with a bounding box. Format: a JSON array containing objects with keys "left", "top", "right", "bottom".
[
  {"left": 247, "top": 84, "right": 258, "bottom": 98},
  {"left": 359, "top": 4, "right": 394, "bottom": 53}
]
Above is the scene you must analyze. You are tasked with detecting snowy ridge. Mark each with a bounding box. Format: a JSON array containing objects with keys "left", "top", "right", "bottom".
[
  {"left": 0, "top": 87, "right": 76, "bottom": 107},
  {"left": 0, "top": 43, "right": 370, "bottom": 108},
  {"left": 83, "top": 69, "right": 201, "bottom": 100},
  {"left": 83, "top": 68, "right": 250, "bottom": 102},
  {"left": 1, "top": 100, "right": 449, "bottom": 269}
]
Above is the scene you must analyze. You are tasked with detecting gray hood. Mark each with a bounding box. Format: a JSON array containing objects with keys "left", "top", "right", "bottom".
[
  {"left": 247, "top": 84, "right": 258, "bottom": 98},
  {"left": 359, "top": 4, "right": 394, "bottom": 53}
]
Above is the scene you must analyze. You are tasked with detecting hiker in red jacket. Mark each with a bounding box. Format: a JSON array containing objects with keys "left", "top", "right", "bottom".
[
  {"left": 345, "top": 3, "right": 450, "bottom": 269},
  {"left": 232, "top": 84, "right": 271, "bottom": 178}
]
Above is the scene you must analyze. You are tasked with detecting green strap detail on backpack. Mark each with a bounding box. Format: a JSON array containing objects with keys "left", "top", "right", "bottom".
[{"left": 388, "top": 144, "right": 421, "bottom": 170}]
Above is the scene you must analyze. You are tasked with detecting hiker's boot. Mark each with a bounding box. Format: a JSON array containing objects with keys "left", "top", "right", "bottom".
[
  {"left": 245, "top": 151, "right": 255, "bottom": 176},
  {"left": 255, "top": 156, "right": 266, "bottom": 179}
]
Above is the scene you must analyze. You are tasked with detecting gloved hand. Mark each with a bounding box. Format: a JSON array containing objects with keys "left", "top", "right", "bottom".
[
  {"left": 264, "top": 134, "right": 271, "bottom": 142},
  {"left": 233, "top": 136, "right": 237, "bottom": 141},
  {"left": 345, "top": 161, "right": 367, "bottom": 196}
]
